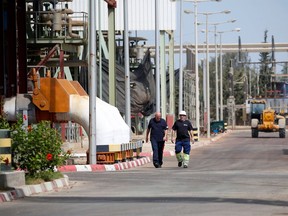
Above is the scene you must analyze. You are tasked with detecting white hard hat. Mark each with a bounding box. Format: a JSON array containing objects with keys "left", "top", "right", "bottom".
[{"left": 179, "top": 110, "right": 187, "bottom": 116}]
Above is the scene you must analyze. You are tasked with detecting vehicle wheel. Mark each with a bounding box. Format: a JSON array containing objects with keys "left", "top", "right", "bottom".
[
  {"left": 279, "top": 128, "right": 286, "bottom": 138},
  {"left": 252, "top": 128, "right": 258, "bottom": 138}
]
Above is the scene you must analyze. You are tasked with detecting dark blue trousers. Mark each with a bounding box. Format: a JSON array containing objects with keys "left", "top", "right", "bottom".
[
  {"left": 150, "top": 138, "right": 165, "bottom": 166},
  {"left": 175, "top": 140, "right": 191, "bottom": 154}
]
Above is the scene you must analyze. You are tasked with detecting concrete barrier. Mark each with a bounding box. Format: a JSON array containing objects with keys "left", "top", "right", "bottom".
[
  {"left": 0, "top": 171, "right": 25, "bottom": 188},
  {"left": 224, "top": 122, "right": 228, "bottom": 131},
  {"left": 193, "top": 128, "right": 199, "bottom": 141}
]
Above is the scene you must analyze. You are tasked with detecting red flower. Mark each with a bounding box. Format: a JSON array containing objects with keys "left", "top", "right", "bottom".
[
  {"left": 46, "top": 153, "right": 53, "bottom": 161},
  {"left": 27, "top": 125, "right": 32, "bottom": 132},
  {"left": 3, "top": 158, "right": 9, "bottom": 165}
]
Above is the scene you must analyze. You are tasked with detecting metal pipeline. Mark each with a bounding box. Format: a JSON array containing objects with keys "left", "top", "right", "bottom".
[
  {"left": 55, "top": 95, "right": 130, "bottom": 146},
  {"left": 3, "top": 94, "right": 37, "bottom": 124},
  {"left": 3, "top": 94, "right": 130, "bottom": 146},
  {"left": 41, "top": 9, "right": 81, "bottom": 38}
]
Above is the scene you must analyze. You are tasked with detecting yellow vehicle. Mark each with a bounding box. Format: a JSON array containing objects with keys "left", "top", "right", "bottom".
[{"left": 250, "top": 100, "right": 286, "bottom": 138}]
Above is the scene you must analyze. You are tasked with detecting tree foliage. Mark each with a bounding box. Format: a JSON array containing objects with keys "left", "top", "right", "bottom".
[{"left": 258, "top": 30, "right": 273, "bottom": 96}]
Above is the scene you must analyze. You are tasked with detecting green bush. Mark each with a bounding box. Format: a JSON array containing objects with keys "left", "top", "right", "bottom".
[
  {"left": 11, "top": 119, "right": 70, "bottom": 176},
  {"left": 0, "top": 114, "right": 10, "bottom": 129},
  {"left": 0, "top": 115, "right": 70, "bottom": 177}
]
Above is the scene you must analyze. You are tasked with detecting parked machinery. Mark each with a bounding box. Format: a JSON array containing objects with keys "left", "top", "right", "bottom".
[{"left": 250, "top": 99, "right": 286, "bottom": 138}]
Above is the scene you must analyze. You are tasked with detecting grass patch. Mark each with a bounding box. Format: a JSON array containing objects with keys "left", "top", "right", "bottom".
[{"left": 25, "top": 171, "right": 64, "bottom": 185}]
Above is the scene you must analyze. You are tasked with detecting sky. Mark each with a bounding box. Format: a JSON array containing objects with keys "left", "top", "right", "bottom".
[
  {"left": 185, "top": 0, "right": 288, "bottom": 72},
  {"left": 138, "top": 0, "right": 288, "bottom": 72},
  {"left": 181, "top": 0, "right": 287, "bottom": 44}
]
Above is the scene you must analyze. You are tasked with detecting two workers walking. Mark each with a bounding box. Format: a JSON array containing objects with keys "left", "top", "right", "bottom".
[{"left": 146, "top": 111, "right": 194, "bottom": 168}]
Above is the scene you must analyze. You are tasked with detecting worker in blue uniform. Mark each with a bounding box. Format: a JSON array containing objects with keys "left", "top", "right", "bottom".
[
  {"left": 145, "top": 112, "right": 168, "bottom": 168},
  {"left": 171, "top": 110, "right": 194, "bottom": 168}
]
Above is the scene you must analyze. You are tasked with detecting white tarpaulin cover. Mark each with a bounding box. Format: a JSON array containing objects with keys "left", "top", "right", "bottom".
[{"left": 58, "top": 95, "right": 131, "bottom": 146}]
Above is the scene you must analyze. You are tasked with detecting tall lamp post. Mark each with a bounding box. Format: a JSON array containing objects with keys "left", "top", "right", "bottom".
[
  {"left": 199, "top": 10, "right": 231, "bottom": 138},
  {"left": 88, "top": 0, "right": 97, "bottom": 164},
  {"left": 179, "top": 0, "right": 183, "bottom": 112},
  {"left": 218, "top": 28, "right": 241, "bottom": 120},
  {"left": 183, "top": 0, "right": 222, "bottom": 138},
  {"left": 155, "top": 0, "right": 160, "bottom": 112},
  {"left": 210, "top": 19, "right": 236, "bottom": 121}
]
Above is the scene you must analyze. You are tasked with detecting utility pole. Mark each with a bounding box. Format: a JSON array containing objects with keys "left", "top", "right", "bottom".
[
  {"left": 88, "top": 0, "right": 97, "bottom": 164},
  {"left": 227, "top": 59, "right": 235, "bottom": 129}
]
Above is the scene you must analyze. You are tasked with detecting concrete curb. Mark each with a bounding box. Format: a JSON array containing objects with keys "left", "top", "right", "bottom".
[
  {"left": 0, "top": 175, "right": 69, "bottom": 203},
  {"left": 56, "top": 156, "right": 151, "bottom": 172}
]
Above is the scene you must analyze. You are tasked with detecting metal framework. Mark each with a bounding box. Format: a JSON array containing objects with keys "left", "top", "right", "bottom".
[{"left": 148, "top": 42, "right": 288, "bottom": 54}]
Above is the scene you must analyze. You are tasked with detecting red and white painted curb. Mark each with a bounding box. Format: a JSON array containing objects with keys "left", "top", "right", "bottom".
[
  {"left": 56, "top": 156, "right": 151, "bottom": 172},
  {"left": 0, "top": 157, "right": 151, "bottom": 203},
  {"left": 0, "top": 175, "right": 69, "bottom": 203}
]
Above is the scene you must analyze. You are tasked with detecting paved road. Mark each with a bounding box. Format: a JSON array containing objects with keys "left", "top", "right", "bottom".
[{"left": 1, "top": 130, "right": 288, "bottom": 216}]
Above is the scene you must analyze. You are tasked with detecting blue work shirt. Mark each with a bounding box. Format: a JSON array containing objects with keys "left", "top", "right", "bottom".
[
  {"left": 148, "top": 118, "right": 168, "bottom": 142},
  {"left": 172, "top": 119, "right": 193, "bottom": 141}
]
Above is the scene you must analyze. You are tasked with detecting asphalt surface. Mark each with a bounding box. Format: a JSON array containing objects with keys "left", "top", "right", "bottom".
[{"left": 1, "top": 129, "right": 288, "bottom": 216}]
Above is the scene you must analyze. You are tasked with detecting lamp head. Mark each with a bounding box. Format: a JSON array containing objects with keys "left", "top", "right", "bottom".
[
  {"left": 223, "top": 10, "right": 231, "bottom": 14},
  {"left": 184, "top": 9, "right": 193, "bottom": 14}
]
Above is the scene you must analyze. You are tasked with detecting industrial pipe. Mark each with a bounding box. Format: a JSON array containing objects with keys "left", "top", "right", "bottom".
[
  {"left": 41, "top": 9, "right": 81, "bottom": 38},
  {"left": 3, "top": 94, "right": 130, "bottom": 146}
]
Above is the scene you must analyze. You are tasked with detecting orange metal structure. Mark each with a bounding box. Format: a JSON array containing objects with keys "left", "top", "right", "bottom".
[{"left": 31, "top": 68, "right": 87, "bottom": 114}]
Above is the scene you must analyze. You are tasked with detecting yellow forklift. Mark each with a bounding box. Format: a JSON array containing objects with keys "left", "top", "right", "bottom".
[{"left": 250, "top": 100, "right": 286, "bottom": 138}]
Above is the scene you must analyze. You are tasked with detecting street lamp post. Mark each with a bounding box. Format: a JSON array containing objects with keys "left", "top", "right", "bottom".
[
  {"left": 214, "top": 25, "right": 219, "bottom": 121},
  {"left": 205, "top": 13, "right": 210, "bottom": 138},
  {"left": 179, "top": 0, "right": 183, "bottom": 113},
  {"left": 201, "top": 11, "right": 232, "bottom": 138},
  {"left": 124, "top": 0, "right": 131, "bottom": 129},
  {"left": 88, "top": 0, "right": 97, "bottom": 164},
  {"left": 155, "top": 0, "right": 160, "bottom": 112},
  {"left": 199, "top": 17, "right": 235, "bottom": 138},
  {"left": 211, "top": 19, "right": 236, "bottom": 121},
  {"left": 183, "top": 0, "right": 222, "bottom": 138},
  {"left": 218, "top": 28, "right": 241, "bottom": 120},
  {"left": 193, "top": 0, "right": 200, "bottom": 139},
  {"left": 219, "top": 32, "right": 224, "bottom": 121}
]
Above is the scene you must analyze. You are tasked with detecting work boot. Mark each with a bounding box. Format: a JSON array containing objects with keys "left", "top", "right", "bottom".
[
  {"left": 176, "top": 153, "right": 183, "bottom": 167},
  {"left": 183, "top": 153, "right": 190, "bottom": 168},
  {"left": 154, "top": 163, "right": 160, "bottom": 168}
]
